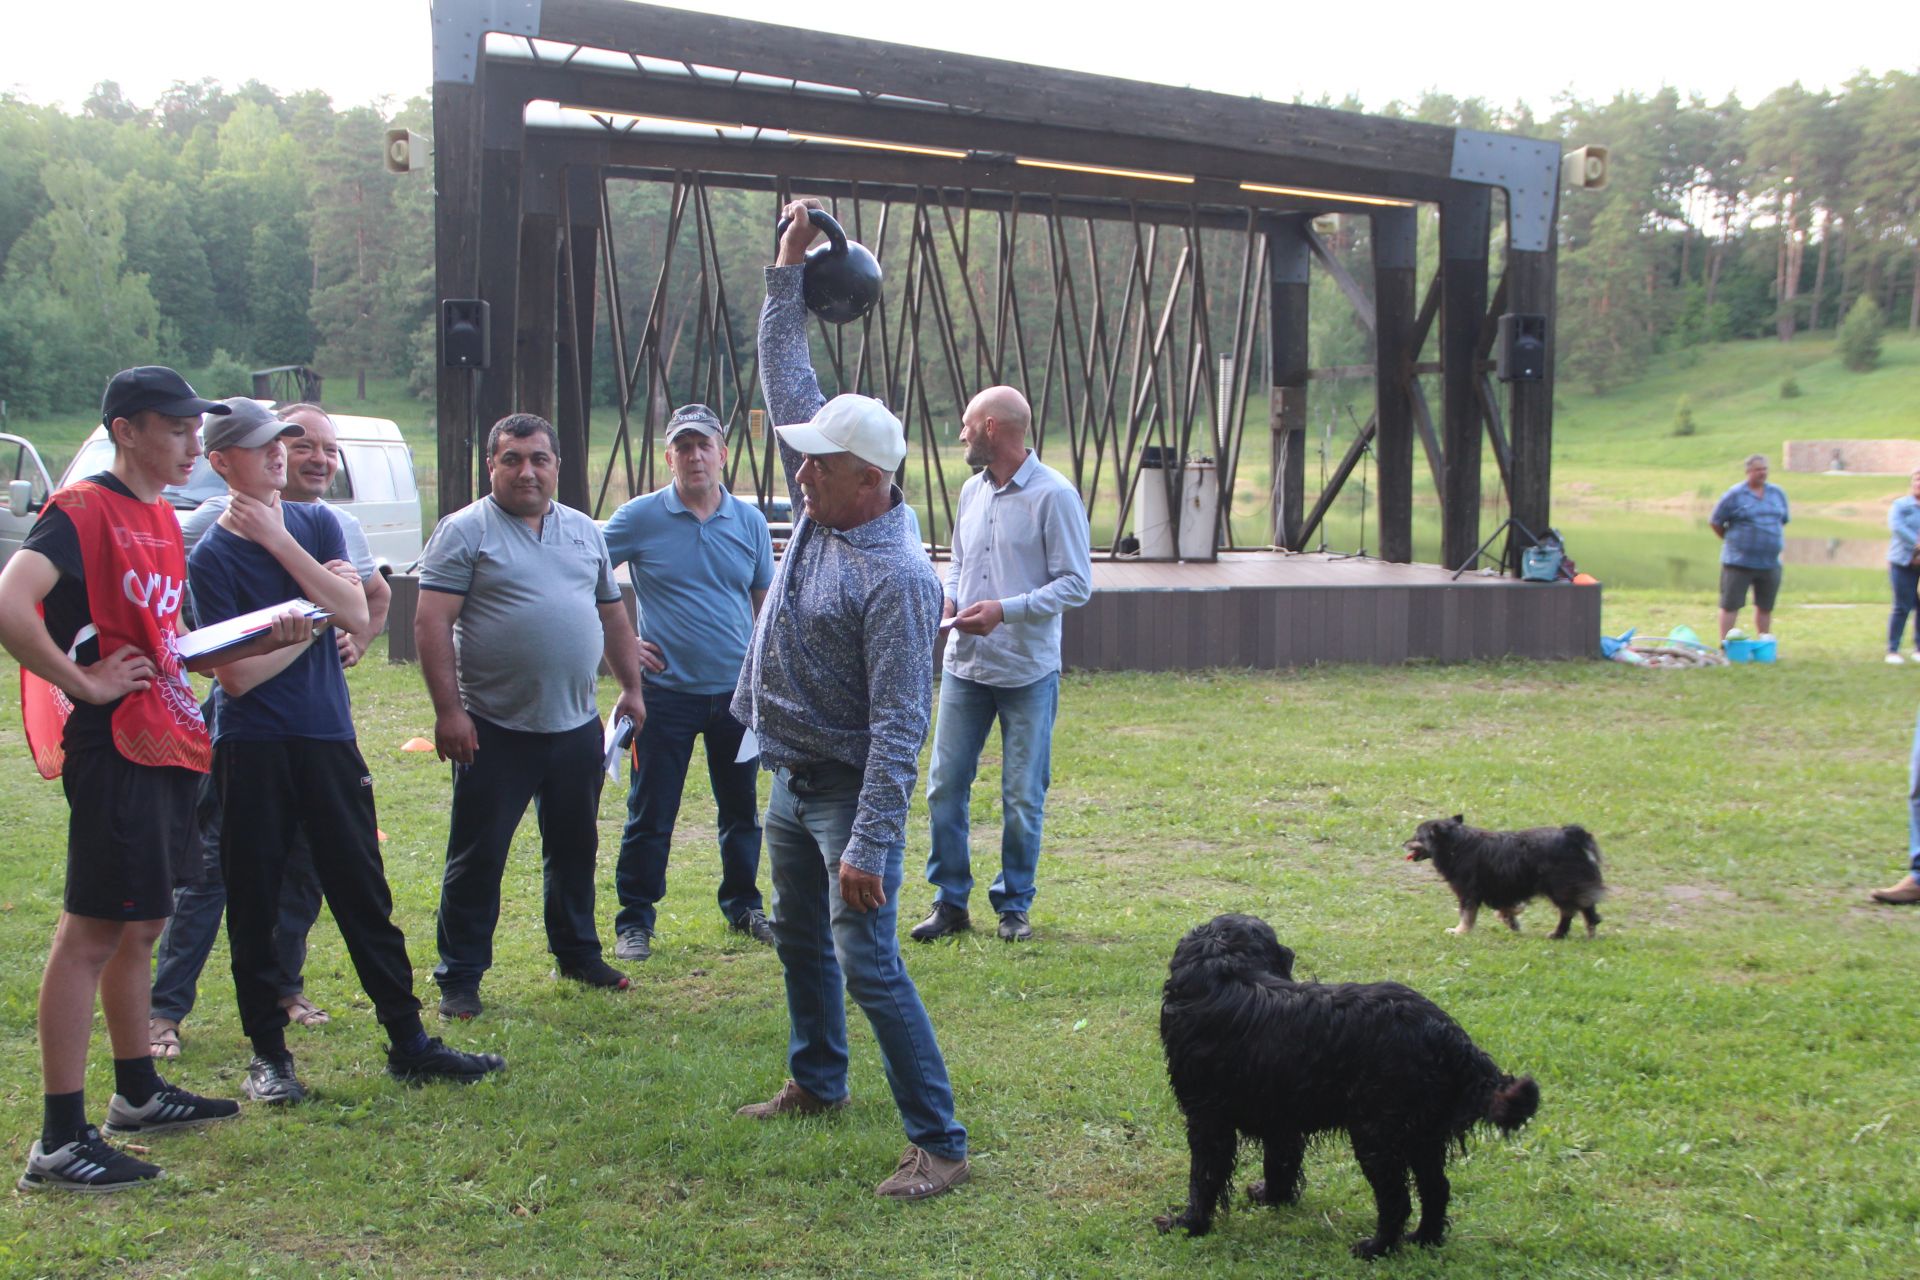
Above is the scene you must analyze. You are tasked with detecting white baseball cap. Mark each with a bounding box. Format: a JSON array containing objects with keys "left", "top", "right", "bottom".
[{"left": 775, "top": 394, "right": 906, "bottom": 472}]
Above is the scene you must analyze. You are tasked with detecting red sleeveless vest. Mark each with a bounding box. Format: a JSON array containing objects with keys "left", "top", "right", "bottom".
[{"left": 37, "top": 479, "right": 210, "bottom": 773}]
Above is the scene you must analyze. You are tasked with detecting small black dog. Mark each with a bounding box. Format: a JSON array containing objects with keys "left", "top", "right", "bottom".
[
  {"left": 1405, "top": 815, "right": 1607, "bottom": 939},
  {"left": 1156, "top": 914, "right": 1539, "bottom": 1258}
]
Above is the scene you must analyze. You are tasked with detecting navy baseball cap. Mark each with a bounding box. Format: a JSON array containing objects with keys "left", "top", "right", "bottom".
[
  {"left": 101, "top": 366, "right": 229, "bottom": 426},
  {"left": 665, "top": 403, "right": 725, "bottom": 442}
]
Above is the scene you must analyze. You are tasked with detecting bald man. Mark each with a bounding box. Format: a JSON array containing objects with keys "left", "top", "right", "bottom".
[{"left": 911, "top": 386, "right": 1091, "bottom": 943}]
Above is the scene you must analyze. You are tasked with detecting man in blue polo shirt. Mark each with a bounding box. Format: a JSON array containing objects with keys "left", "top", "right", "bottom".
[
  {"left": 603, "top": 404, "right": 776, "bottom": 962},
  {"left": 1710, "top": 453, "right": 1790, "bottom": 642}
]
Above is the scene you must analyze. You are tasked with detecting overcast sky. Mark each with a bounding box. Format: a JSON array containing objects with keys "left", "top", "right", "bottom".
[{"left": 3, "top": 0, "right": 1913, "bottom": 121}]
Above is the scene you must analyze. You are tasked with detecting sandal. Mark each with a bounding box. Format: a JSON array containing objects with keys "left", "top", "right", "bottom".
[
  {"left": 149, "top": 1018, "right": 181, "bottom": 1060},
  {"left": 280, "top": 993, "right": 331, "bottom": 1027}
]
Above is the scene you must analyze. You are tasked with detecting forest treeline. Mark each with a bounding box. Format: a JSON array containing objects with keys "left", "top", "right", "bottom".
[{"left": 0, "top": 70, "right": 1915, "bottom": 421}]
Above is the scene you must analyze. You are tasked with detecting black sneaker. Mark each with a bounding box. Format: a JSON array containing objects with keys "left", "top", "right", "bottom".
[
  {"left": 104, "top": 1081, "right": 241, "bottom": 1136},
  {"left": 18, "top": 1126, "right": 163, "bottom": 1194},
  {"left": 910, "top": 900, "right": 972, "bottom": 942},
  {"left": 557, "top": 957, "right": 631, "bottom": 990},
  {"left": 438, "top": 987, "right": 483, "bottom": 1021},
  {"left": 387, "top": 1037, "right": 506, "bottom": 1084},
  {"left": 731, "top": 908, "right": 777, "bottom": 945},
  {"left": 244, "top": 1051, "right": 308, "bottom": 1106}
]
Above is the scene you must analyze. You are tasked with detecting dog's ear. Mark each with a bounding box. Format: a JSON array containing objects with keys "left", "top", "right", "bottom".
[
  {"left": 1271, "top": 942, "right": 1295, "bottom": 980},
  {"left": 1452, "top": 814, "right": 1465, "bottom": 825}
]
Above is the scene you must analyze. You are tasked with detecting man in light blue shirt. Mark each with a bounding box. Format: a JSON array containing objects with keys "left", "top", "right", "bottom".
[
  {"left": 1709, "top": 454, "right": 1790, "bottom": 642},
  {"left": 1885, "top": 469, "right": 1920, "bottom": 663},
  {"left": 602, "top": 404, "right": 776, "bottom": 961},
  {"left": 910, "top": 386, "right": 1092, "bottom": 944}
]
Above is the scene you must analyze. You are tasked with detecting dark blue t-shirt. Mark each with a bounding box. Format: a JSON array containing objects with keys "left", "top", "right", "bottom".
[{"left": 187, "top": 501, "right": 354, "bottom": 743}]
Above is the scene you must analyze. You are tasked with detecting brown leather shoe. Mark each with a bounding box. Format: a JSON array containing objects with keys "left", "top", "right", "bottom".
[
  {"left": 734, "top": 1078, "right": 848, "bottom": 1119},
  {"left": 874, "top": 1144, "right": 970, "bottom": 1200},
  {"left": 1871, "top": 877, "right": 1920, "bottom": 904}
]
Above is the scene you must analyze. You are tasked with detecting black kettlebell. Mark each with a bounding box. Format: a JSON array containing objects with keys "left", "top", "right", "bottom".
[{"left": 775, "top": 208, "right": 882, "bottom": 325}]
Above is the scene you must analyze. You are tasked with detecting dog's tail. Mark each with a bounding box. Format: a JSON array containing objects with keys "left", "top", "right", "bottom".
[
  {"left": 1487, "top": 1074, "right": 1540, "bottom": 1134},
  {"left": 1565, "top": 825, "right": 1602, "bottom": 872}
]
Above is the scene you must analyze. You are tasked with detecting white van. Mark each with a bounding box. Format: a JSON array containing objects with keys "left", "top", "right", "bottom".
[
  {"left": 55, "top": 412, "right": 424, "bottom": 572},
  {"left": 0, "top": 432, "right": 56, "bottom": 566}
]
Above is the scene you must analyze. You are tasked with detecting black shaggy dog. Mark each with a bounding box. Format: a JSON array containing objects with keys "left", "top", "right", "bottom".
[
  {"left": 1404, "top": 815, "right": 1607, "bottom": 938},
  {"left": 1155, "top": 914, "right": 1539, "bottom": 1258}
]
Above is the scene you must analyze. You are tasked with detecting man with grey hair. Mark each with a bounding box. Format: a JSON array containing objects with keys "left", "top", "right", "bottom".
[
  {"left": 1709, "top": 453, "right": 1789, "bottom": 642},
  {"left": 730, "top": 199, "right": 968, "bottom": 1202}
]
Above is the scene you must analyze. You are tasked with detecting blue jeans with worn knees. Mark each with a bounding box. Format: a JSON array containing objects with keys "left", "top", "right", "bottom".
[
  {"left": 1906, "top": 706, "right": 1920, "bottom": 880},
  {"left": 765, "top": 765, "right": 966, "bottom": 1160},
  {"left": 925, "top": 670, "right": 1060, "bottom": 915},
  {"left": 1891, "top": 564, "right": 1920, "bottom": 653},
  {"left": 613, "top": 686, "right": 764, "bottom": 935},
  {"left": 151, "top": 768, "right": 323, "bottom": 1023}
]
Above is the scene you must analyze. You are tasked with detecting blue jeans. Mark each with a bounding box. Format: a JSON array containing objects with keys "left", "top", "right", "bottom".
[
  {"left": 924, "top": 670, "right": 1060, "bottom": 915},
  {"left": 150, "top": 769, "right": 321, "bottom": 1024},
  {"left": 1907, "top": 706, "right": 1920, "bottom": 879},
  {"left": 765, "top": 764, "right": 966, "bottom": 1160},
  {"left": 614, "top": 687, "right": 764, "bottom": 935},
  {"left": 1891, "top": 564, "right": 1920, "bottom": 653}
]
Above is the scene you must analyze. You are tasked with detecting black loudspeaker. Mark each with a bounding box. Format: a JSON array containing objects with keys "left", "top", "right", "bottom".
[
  {"left": 1496, "top": 313, "right": 1546, "bottom": 382},
  {"left": 442, "top": 299, "right": 490, "bottom": 369}
]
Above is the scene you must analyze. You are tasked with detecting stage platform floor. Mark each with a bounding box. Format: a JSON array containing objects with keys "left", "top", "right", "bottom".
[{"left": 1062, "top": 550, "right": 1601, "bottom": 671}]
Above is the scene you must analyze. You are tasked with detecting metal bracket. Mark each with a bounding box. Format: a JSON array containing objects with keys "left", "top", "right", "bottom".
[
  {"left": 1449, "top": 129, "right": 1561, "bottom": 253},
  {"left": 1370, "top": 206, "right": 1417, "bottom": 271},
  {"left": 432, "top": 0, "right": 543, "bottom": 85},
  {"left": 1265, "top": 215, "right": 1311, "bottom": 285}
]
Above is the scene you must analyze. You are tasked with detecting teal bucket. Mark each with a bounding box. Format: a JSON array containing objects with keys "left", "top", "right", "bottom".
[{"left": 1725, "top": 637, "right": 1777, "bottom": 664}]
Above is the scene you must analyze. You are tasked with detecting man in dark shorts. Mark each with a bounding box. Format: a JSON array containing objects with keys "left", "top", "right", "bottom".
[
  {"left": 0, "top": 367, "right": 244, "bottom": 1192},
  {"left": 1710, "top": 454, "right": 1789, "bottom": 642},
  {"left": 189, "top": 398, "right": 504, "bottom": 1103}
]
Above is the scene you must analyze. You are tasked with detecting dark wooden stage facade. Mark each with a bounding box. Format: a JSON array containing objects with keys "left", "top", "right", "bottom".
[
  {"left": 421, "top": 0, "right": 1595, "bottom": 672},
  {"left": 1062, "top": 554, "right": 1599, "bottom": 670}
]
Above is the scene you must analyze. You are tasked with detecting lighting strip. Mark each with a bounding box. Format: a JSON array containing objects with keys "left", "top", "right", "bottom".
[
  {"left": 1239, "top": 181, "right": 1414, "bottom": 208},
  {"left": 789, "top": 132, "right": 968, "bottom": 160},
  {"left": 1015, "top": 157, "right": 1194, "bottom": 185},
  {"left": 557, "top": 106, "right": 748, "bottom": 132}
]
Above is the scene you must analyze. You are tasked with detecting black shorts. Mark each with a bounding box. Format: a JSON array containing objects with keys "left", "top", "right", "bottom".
[
  {"left": 62, "top": 749, "right": 201, "bottom": 921},
  {"left": 1720, "top": 564, "right": 1782, "bottom": 613}
]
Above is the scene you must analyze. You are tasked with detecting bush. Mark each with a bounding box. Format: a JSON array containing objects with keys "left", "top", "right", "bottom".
[
  {"left": 1838, "top": 295, "right": 1884, "bottom": 372},
  {"left": 189, "top": 349, "right": 254, "bottom": 400},
  {"left": 1780, "top": 376, "right": 1801, "bottom": 399},
  {"left": 1672, "top": 394, "right": 1697, "bottom": 437}
]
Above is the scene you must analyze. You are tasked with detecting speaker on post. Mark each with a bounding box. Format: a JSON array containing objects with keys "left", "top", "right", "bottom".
[
  {"left": 442, "top": 299, "right": 490, "bottom": 369},
  {"left": 384, "top": 128, "right": 427, "bottom": 174},
  {"left": 1496, "top": 313, "right": 1547, "bottom": 383}
]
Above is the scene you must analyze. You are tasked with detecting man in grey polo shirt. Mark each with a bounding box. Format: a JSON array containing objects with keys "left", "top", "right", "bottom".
[
  {"left": 602, "top": 403, "right": 776, "bottom": 961},
  {"left": 729, "top": 201, "right": 967, "bottom": 1203},
  {"left": 911, "top": 385, "right": 1091, "bottom": 944},
  {"left": 415, "top": 413, "right": 647, "bottom": 1020}
]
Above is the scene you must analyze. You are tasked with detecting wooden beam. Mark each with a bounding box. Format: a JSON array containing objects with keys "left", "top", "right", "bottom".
[
  {"left": 473, "top": 93, "right": 526, "bottom": 498},
  {"left": 527, "top": 130, "right": 1395, "bottom": 230},
  {"left": 553, "top": 164, "right": 600, "bottom": 513},
  {"left": 1439, "top": 186, "right": 1490, "bottom": 572},
  {"left": 431, "top": 76, "right": 482, "bottom": 519},
  {"left": 1267, "top": 216, "right": 1310, "bottom": 550},
  {"left": 492, "top": 60, "right": 1456, "bottom": 208},
  {"left": 532, "top": 0, "right": 1457, "bottom": 183},
  {"left": 1372, "top": 207, "right": 1417, "bottom": 563},
  {"left": 516, "top": 211, "right": 558, "bottom": 422}
]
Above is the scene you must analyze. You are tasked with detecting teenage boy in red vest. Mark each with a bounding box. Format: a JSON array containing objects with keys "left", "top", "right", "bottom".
[
  {"left": 189, "top": 399, "right": 504, "bottom": 1104},
  {"left": 0, "top": 368, "right": 282, "bottom": 1192}
]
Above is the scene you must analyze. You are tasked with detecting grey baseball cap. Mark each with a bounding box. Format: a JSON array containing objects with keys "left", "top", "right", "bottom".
[
  {"left": 202, "top": 397, "right": 305, "bottom": 452},
  {"left": 665, "top": 403, "right": 724, "bottom": 443}
]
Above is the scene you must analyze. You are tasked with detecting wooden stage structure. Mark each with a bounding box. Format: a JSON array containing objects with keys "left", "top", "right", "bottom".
[{"left": 422, "top": 0, "right": 1592, "bottom": 671}]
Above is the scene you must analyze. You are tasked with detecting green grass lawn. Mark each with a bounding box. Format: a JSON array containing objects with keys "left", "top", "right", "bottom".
[{"left": 0, "top": 588, "right": 1916, "bottom": 1276}]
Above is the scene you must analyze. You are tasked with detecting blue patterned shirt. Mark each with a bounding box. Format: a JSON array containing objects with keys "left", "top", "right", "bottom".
[
  {"left": 1710, "top": 481, "right": 1789, "bottom": 570},
  {"left": 732, "top": 265, "right": 943, "bottom": 874}
]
